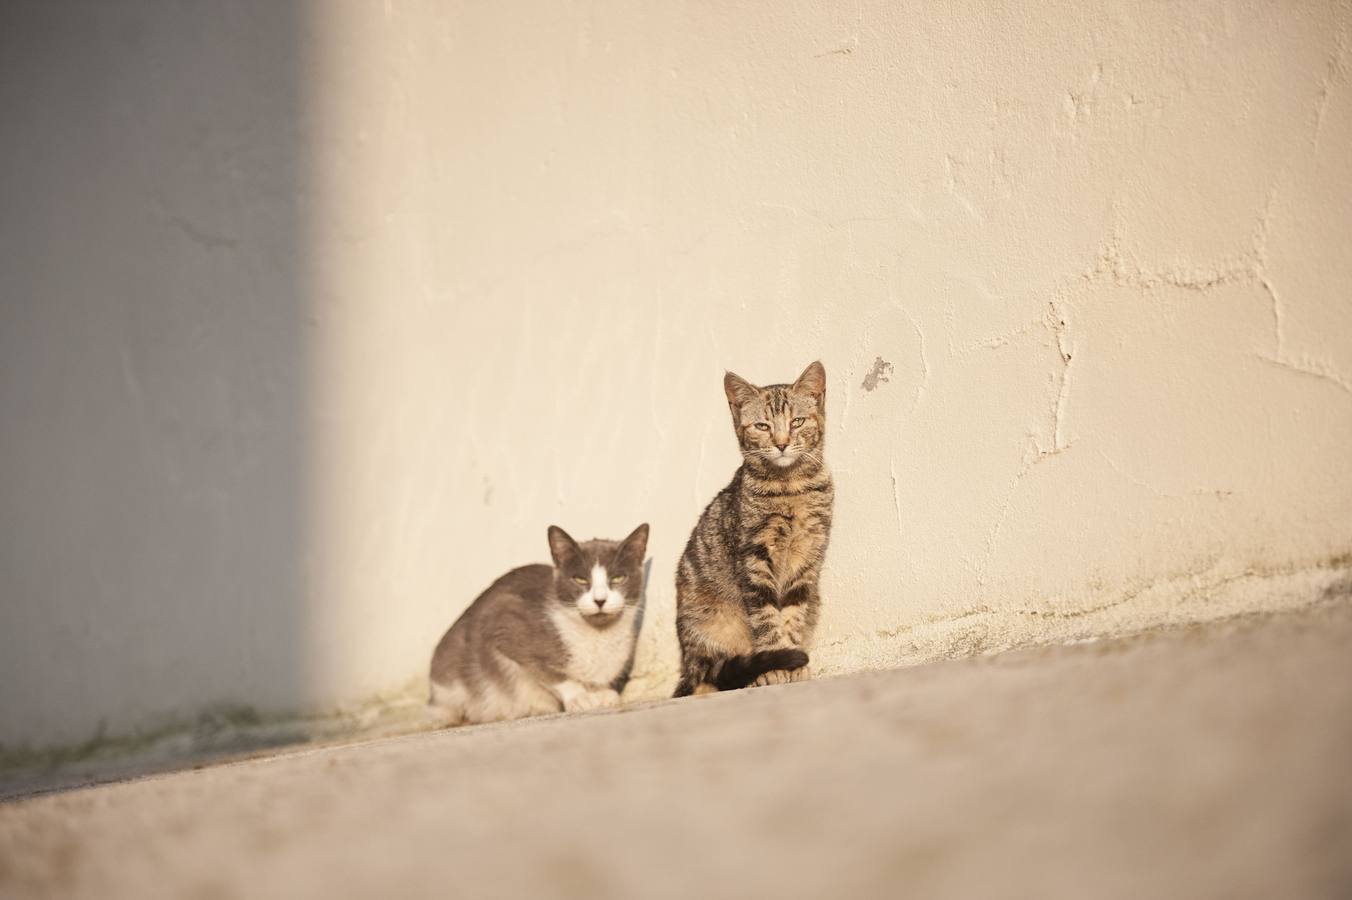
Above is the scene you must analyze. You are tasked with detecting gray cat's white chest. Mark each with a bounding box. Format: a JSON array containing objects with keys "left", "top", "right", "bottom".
[{"left": 548, "top": 606, "right": 638, "bottom": 688}]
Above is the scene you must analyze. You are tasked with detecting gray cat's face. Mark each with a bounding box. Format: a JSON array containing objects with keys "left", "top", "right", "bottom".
[
  {"left": 724, "top": 361, "right": 827, "bottom": 471},
  {"left": 547, "top": 524, "right": 649, "bottom": 621}
]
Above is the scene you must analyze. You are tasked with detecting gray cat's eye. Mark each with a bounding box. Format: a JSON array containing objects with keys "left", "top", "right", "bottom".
[
  {"left": 571, "top": 576, "right": 589, "bottom": 586},
  {"left": 610, "top": 575, "right": 626, "bottom": 584},
  {"left": 754, "top": 423, "right": 770, "bottom": 431}
]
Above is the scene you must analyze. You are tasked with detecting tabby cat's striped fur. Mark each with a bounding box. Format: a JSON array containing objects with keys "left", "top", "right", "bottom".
[{"left": 673, "top": 361, "right": 834, "bottom": 697}]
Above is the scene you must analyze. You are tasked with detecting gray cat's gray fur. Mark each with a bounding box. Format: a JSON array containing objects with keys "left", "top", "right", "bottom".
[{"left": 428, "top": 523, "right": 649, "bottom": 725}]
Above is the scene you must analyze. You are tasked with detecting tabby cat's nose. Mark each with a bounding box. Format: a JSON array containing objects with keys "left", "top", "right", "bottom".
[{"left": 775, "top": 442, "right": 788, "bottom": 452}]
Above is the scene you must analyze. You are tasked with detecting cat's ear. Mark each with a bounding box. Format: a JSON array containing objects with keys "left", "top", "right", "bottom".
[
  {"left": 793, "top": 360, "right": 826, "bottom": 406},
  {"left": 724, "top": 371, "right": 759, "bottom": 413},
  {"left": 616, "top": 523, "right": 649, "bottom": 568},
  {"left": 547, "top": 525, "right": 581, "bottom": 569}
]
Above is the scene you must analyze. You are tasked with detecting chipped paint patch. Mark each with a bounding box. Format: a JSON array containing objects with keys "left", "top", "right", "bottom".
[{"left": 861, "top": 357, "right": 894, "bottom": 392}]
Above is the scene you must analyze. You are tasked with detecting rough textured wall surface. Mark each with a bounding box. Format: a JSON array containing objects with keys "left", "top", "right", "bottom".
[{"left": 2, "top": 0, "right": 1350, "bottom": 750}]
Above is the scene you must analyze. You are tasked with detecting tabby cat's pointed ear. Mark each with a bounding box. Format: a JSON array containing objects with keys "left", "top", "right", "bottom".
[
  {"left": 617, "top": 523, "right": 650, "bottom": 566},
  {"left": 547, "top": 525, "right": 581, "bottom": 569},
  {"left": 793, "top": 360, "right": 826, "bottom": 402},
  {"left": 724, "top": 371, "right": 759, "bottom": 409}
]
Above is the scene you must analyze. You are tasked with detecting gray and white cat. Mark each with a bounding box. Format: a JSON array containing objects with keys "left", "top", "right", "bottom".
[{"left": 428, "top": 523, "right": 649, "bottom": 725}]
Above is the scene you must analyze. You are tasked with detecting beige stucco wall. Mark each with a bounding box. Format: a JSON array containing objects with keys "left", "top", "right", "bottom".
[{"left": 2, "top": 0, "right": 1350, "bottom": 751}]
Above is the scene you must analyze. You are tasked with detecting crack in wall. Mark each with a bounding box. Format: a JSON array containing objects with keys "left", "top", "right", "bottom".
[
  {"left": 1256, "top": 355, "right": 1352, "bottom": 396},
  {"left": 1096, "top": 448, "right": 1235, "bottom": 500},
  {"left": 980, "top": 430, "right": 1078, "bottom": 575},
  {"left": 978, "top": 449, "right": 1050, "bottom": 590},
  {"left": 1261, "top": 277, "right": 1286, "bottom": 357},
  {"left": 1077, "top": 194, "right": 1352, "bottom": 396},
  {"left": 1046, "top": 300, "right": 1074, "bottom": 454},
  {"left": 889, "top": 460, "right": 903, "bottom": 537},
  {"left": 942, "top": 153, "right": 984, "bottom": 223},
  {"left": 1311, "top": 21, "right": 1349, "bottom": 156},
  {"left": 1081, "top": 239, "right": 1260, "bottom": 293},
  {"left": 813, "top": 45, "right": 855, "bottom": 59},
  {"left": 976, "top": 301, "right": 1078, "bottom": 591},
  {"left": 952, "top": 319, "right": 1042, "bottom": 356},
  {"left": 1252, "top": 179, "right": 1288, "bottom": 361},
  {"left": 900, "top": 304, "right": 931, "bottom": 413}
]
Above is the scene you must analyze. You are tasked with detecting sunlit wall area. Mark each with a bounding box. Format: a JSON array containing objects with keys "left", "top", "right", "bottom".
[
  {"left": 2, "top": 0, "right": 1349, "bottom": 752},
  {"left": 305, "top": 0, "right": 1351, "bottom": 706}
]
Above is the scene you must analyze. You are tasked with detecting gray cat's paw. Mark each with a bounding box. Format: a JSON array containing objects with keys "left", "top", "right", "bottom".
[
  {"left": 565, "top": 688, "right": 620, "bottom": 713},
  {"left": 591, "top": 688, "right": 621, "bottom": 709}
]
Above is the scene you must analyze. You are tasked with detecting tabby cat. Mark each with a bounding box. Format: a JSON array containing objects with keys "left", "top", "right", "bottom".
[
  {"left": 673, "top": 361, "right": 834, "bottom": 697},
  {"left": 429, "top": 523, "right": 649, "bottom": 725}
]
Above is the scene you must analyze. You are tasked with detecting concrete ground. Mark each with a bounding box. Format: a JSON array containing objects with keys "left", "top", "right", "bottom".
[{"left": 2, "top": 600, "right": 1350, "bottom": 900}]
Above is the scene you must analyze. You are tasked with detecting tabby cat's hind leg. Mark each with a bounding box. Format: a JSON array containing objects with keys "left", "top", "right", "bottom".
[{"left": 673, "top": 655, "right": 717, "bottom": 698}]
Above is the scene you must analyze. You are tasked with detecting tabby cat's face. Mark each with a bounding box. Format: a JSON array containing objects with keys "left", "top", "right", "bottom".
[
  {"left": 724, "top": 361, "right": 827, "bottom": 472},
  {"left": 546, "top": 524, "right": 649, "bottom": 622}
]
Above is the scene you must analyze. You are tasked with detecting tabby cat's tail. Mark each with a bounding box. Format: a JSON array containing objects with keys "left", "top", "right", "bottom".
[{"left": 713, "top": 649, "right": 809, "bottom": 691}]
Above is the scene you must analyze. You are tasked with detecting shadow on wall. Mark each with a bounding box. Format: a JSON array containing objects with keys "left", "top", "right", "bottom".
[{"left": 0, "top": 2, "right": 312, "bottom": 765}]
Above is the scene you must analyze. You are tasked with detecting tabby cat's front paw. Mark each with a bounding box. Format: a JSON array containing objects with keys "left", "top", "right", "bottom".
[{"left": 753, "top": 669, "right": 794, "bottom": 687}]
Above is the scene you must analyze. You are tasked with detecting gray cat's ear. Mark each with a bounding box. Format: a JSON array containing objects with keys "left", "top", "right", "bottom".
[
  {"left": 724, "top": 371, "right": 758, "bottom": 410},
  {"left": 547, "top": 525, "right": 581, "bottom": 568},
  {"left": 793, "top": 360, "right": 826, "bottom": 403},
  {"left": 617, "top": 523, "right": 649, "bottom": 566}
]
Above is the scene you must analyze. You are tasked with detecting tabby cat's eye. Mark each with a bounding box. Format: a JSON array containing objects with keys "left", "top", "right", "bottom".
[
  {"left": 610, "top": 575, "right": 627, "bottom": 584},
  {"left": 791, "top": 417, "right": 806, "bottom": 427},
  {"left": 754, "top": 423, "right": 770, "bottom": 431},
  {"left": 572, "top": 576, "right": 589, "bottom": 586}
]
